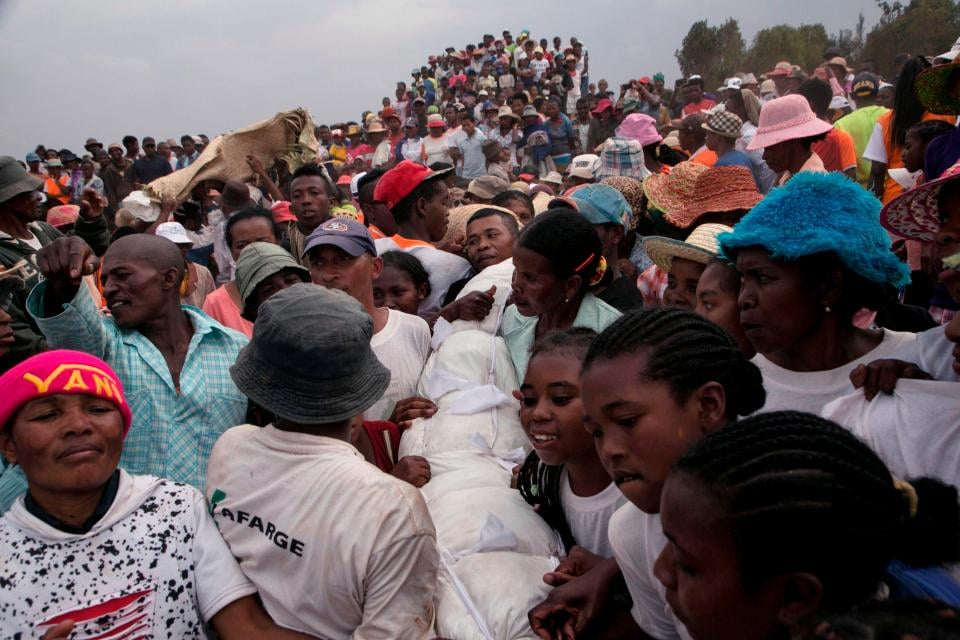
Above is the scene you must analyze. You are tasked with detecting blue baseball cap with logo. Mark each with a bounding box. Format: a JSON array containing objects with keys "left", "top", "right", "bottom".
[
  {"left": 570, "top": 183, "right": 633, "bottom": 228},
  {"left": 303, "top": 217, "right": 378, "bottom": 259}
]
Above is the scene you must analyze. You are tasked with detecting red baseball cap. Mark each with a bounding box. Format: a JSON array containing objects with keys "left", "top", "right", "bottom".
[
  {"left": 591, "top": 98, "right": 613, "bottom": 115},
  {"left": 381, "top": 107, "right": 400, "bottom": 122},
  {"left": 638, "top": 76, "right": 652, "bottom": 85},
  {"left": 374, "top": 160, "right": 452, "bottom": 211},
  {"left": 336, "top": 174, "right": 352, "bottom": 186}
]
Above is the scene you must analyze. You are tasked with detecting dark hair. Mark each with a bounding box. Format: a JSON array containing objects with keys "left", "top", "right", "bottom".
[
  {"left": 122, "top": 135, "right": 137, "bottom": 146},
  {"left": 797, "top": 252, "right": 887, "bottom": 318},
  {"left": 812, "top": 599, "right": 960, "bottom": 640},
  {"left": 461, "top": 112, "right": 476, "bottom": 123},
  {"left": 797, "top": 79, "right": 834, "bottom": 118},
  {"left": 290, "top": 162, "right": 334, "bottom": 196},
  {"left": 225, "top": 207, "right": 281, "bottom": 250},
  {"left": 180, "top": 134, "right": 194, "bottom": 145},
  {"left": 517, "top": 209, "right": 603, "bottom": 293},
  {"left": 703, "top": 258, "right": 741, "bottom": 296},
  {"left": 517, "top": 328, "right": 598, "bottom": 552},
  {"left": 907, "top": 119, "right": 955, "bottom": 144},
  {"left": 391, "top": 176, "right": 446, "bottom": 225},
  {"left": 379, "top": 250, "right": 431, "bottom": 297},
  {"left": 583, "top": 307, "right": 766, "bottom": 419},
  {"left": 356, "top": 167, "right": 385, "bottom": 199},
  {"left": 510, "top": 92, "right": 529, "bottom": 105},
  {"left": 467, "top": 207, "right": 520, "bottom": 236},
  {"left": 492, "top": 189, "right": 535, "bottom": 217},
  {"left": 938, "top": 177, "right": 960, "bottom": 225},
  {"left": 672, "top": 411, "right": 960, "bottom": 612},
  {"left": 890, "top": 56, "right": 932, "bottom": 148},
  {"left": 685, "top": 77, "right": 705, "bottom": 89}
]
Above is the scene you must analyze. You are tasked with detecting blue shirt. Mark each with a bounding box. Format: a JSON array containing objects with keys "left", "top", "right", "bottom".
[
  {"left": 0, "top": 284, "right": 249, "bottom": 512},
  {"left": 714, "top": 149, "right": 754, "bottom": 170},
  {"left": 502, "top": 293, "right": 621, "bottom": 381}
]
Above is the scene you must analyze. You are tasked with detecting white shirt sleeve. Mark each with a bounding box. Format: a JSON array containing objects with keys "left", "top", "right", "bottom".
[
  {"left": 354, "top": 533, "right": 439, "bottom": 639},
  {"left": 190, "top": 489, "right": 258, "bottom": 622},
  {"left": 862, "top": 122, "right": 888, "bottom": 164}
]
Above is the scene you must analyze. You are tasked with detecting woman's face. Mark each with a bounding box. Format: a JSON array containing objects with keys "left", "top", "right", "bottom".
[
  {"left": 0, "top": 394, "right": 124, "bottom": 499},
  {"left": 581, "top": 353, "right": 706, "bottom": 514},
  {"left": 510, "top": 245, "right": 570, "bottom": 317},
  {"left": 373, "top": 265, "right": 425, "bottom": 315},
  {"left": 664, "top": 258, "right": 706, "bottom": 310},
  {"left": 653, "top": 473, "right": 785, "bottom": 640},
  {"left": 736, "top": 247, "right": 823, "bottom": 357},
  {"left": 519, "top": 352, "right": 591, "bottom": 466},
  {"left": 501, "top": 197, "right": 534, "bottom": 226},
  {"left": 901, "top": 131, "right": 925, "bottom": 174},
  {"left": 696, "top": 262, "right": 754, "bottom": 357}
]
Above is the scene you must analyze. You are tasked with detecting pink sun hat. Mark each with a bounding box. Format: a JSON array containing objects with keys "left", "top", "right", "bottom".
[
  {"left": 746, "top": 94, "right": 833, "bottom": 151},
  {"left": 615, "top": 114, "right": 663, "bottom": 147}
]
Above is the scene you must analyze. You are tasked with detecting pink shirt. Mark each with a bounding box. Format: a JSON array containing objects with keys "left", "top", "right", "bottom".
[{"left": 201, "top": 285, "right": 253, "bottom": 338}]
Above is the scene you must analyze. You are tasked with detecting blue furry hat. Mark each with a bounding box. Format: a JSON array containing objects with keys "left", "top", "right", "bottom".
[{"left": 718, "top": 172, "right": 910, "bottom": 287}]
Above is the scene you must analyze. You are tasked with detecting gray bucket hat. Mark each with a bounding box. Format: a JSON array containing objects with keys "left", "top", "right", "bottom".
[
  {"left": 235, "top": 242, "right": 309, "bottom": 320},
  {"left": 230, "top": 283, "right": 390, "bottom": 424},
  {"left": 0, "top": 156, "right": 43, "bottom": 204}
]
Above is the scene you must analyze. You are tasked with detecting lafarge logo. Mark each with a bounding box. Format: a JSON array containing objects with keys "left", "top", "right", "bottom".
[{"left": 208, "top": 488, "right": 306, "bottom": 557}]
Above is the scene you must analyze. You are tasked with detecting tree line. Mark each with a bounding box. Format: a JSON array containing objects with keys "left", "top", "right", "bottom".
[{"left": 675, "top": 0, "right": 960, "bottom": 88}]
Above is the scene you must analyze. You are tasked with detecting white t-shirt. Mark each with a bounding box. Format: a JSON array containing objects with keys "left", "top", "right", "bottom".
[
  {"left": 206, "top": 425, "right": 439, "bottom": 640},
  {"left": 608, "top": 504, "right": 692, "bottom": 640},
  {"left": 375, "top": 236, "right": 473, "bottom": 319},
  {"left": 823, "top": 379, "right": 960, "bottom": 488},
  {"left": 368, "top": 309, "right": 432, "bottom": 421},
  {"left": 530, "top": 58, "right": 551, "bottom": 81},
  {"left": 0, "top": 470, "right": 256, "bottom": 639},
  {"left": 753, "top": 328, "right": 959, "bottom": 414},
  {"left": 422, "top": 135, "right": 452, "bottom": 166},
  {"left": 560, "top": 468, "right": 626, "bottom": 558},
  {"left": 862, "top": 122, "right": 888, "bottom": 164}
]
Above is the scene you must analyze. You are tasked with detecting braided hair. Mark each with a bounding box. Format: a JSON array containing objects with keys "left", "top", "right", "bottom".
[
  {"left": 582, "top": 307, "right": 766, "bottom": 419},
  {"left": 672, "top": 411, "right": 960, "bottom": 613},
  {"left": 516, "top": 328, "right": 598, "bottom": 553}
]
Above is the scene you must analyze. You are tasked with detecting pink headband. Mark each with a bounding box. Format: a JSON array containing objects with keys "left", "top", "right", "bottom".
[{"left": 0, "top": 350, "right": 132, "bottom": 436}]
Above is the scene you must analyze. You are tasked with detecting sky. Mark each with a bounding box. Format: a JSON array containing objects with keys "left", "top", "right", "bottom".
[{"left": 0, "top": 0, "right": 884, "bottom": 158}]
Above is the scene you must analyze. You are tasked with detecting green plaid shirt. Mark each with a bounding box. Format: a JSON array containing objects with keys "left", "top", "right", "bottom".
[{"left": 0, "top": 283, "right": 248, "bottom": 512}]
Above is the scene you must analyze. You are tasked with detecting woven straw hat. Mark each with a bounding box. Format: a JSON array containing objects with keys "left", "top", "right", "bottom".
[
  {"left": 666, "top": 165, "right": 762, "bottom": 229},
  {"left": 916, "top": 61, "right": 960, "bottom": 116},
  {"left": 642, "top": 223, "right": 733, "bottom": 273},
  {"left": 643, "top": 161, "right": 709, "bottom": 217}
]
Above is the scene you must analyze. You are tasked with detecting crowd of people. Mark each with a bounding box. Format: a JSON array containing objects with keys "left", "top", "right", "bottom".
[{"left": 3, "top": 25, "right": 960, "bottom": 640}]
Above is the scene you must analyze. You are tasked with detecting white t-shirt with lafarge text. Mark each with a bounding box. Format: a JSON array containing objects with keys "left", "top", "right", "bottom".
[{"left": 0, "top": 471, "right": 256, "bottom": 639}]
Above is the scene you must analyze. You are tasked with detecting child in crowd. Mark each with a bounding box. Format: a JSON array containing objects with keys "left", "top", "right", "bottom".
[
  {"left": 655, "top": 412, "right": 960, "bottom": 640},
  {"left": 374, "top": 250, "right": 431, "bottom": 315},
  {"left": 515, "top": 328, "right": 626, "bottom": 557},
  {"left": 902, "top": 120, "right": 955, "bottom": 175},
  {"left": 642, "top": 224, "right": 732, "bottom": 310},
  {"left": 529, "top": 307, "right": 766, "bottom": 639},
  {"left": 695, "top": 258, "right": 754, "bottom": 357}
]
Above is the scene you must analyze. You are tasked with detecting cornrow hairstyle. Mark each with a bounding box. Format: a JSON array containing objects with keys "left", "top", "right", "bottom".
[
  {"left": 517, "top": 209, "right": 603, "bottom": 294},
  {"left": 516, "top": 328, "right": 598, "bottom": 553},
  {"left": 673, "top": 411, "right": 960, "bottom": 614},
  {"left": 379, "top": 250, "right": 431, "bottom": 298},
  {"left": 224, "top": 207, "right": 281, "bottom": 250},
  {"left": 583, "top": 307, "right": 766, "bottom": 419}
]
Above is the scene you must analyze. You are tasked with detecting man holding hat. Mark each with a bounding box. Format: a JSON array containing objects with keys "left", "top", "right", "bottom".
[
  {"left": 834, "top": 71, "right": 888, "bottom": 187},
  {"left": 0, "top": 156, "right": 109, "bottom": 373},
  {"left": 206, "top": 284, "right": 438, "bottom": 639},
  {"left": 570, "top": 183, "right": 644, "bottom": 311},
  {"left": 374, "top": 160, "right": 471, "bottom": 318}
]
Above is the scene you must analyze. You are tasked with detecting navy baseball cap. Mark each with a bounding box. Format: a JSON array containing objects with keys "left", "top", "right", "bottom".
[{"left": 303, "top": 217, "right": 377, "bottom": 259}]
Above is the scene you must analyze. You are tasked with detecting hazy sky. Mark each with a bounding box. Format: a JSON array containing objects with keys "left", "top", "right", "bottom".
[{"left": 0, "top": 0, "right": 883, "bottom": 158}]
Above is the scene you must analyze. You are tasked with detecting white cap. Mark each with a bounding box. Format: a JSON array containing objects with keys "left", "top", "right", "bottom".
[
  {"left": 937, "top": 36, "right": 960, "bottom": 61},
  {"left": 723, "top": 77, "right": 742, "bottom": 91},
  {"left": 829, "top": 95, "right": 851, "bottom": 111},
  {"left": 156, "top": 221, "right": 193, "bottom": 245},
  {"left": 542, "top": 171, "right": 563, "bottom": 185},
  {"left": 567, "top": 154, "right": 600, "bottom": 180},
  {"left": 350, "top": 172, "right": 366, "bottom": 199}
]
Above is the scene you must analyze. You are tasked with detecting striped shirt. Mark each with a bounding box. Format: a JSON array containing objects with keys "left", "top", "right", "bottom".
[{"left": 0, "top": 284, "right": 248, "bottom": 512}]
